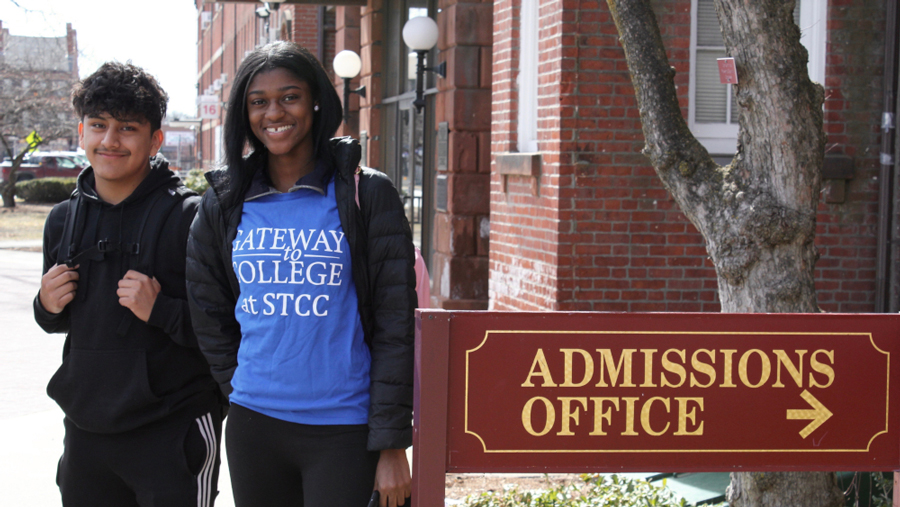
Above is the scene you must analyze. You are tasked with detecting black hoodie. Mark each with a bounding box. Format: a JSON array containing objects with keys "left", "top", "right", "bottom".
[{"left": 34, "top": 157, "right": 220, "bottom": 434}]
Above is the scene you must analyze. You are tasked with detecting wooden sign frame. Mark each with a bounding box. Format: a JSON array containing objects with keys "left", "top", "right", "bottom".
[{"left": 411, "top": 311, "right": 900, "bottom": 506}]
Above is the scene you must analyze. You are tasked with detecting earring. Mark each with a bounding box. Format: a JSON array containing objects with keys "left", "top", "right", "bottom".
[{"left": 314, "top": 104, "right": 320, "bottom": 112}]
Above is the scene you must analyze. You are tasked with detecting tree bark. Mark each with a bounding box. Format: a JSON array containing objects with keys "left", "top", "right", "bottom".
[{"left": 606, "top": 0, "right": 842, "bottom": 506}]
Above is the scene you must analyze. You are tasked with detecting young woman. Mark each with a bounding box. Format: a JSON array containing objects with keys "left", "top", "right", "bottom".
[{"left": 186, "top": 42, "right": 415, "bottom": 507}]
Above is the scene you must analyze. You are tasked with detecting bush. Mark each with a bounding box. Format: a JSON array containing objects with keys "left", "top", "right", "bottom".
[
  {"left": 183, "top": 169, "right": 209, "bottom": 195},
  {"left": 16, "top": 177, "right": 77, "bottom": 203},
  {"left": 462, "top": 474, "right": 694, "bottom": 507}
]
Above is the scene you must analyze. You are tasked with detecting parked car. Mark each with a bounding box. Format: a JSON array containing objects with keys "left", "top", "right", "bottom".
[{"left": 1, "top": 151, "right": 87, "bottom": 182}]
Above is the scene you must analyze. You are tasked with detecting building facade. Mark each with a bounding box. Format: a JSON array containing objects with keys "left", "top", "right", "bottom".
[
  {"left": 0, "top": 21, "right": 79, "bottom": 153},
  {"left": 196, "top": 0, "right": 898, "bottom": 313}
]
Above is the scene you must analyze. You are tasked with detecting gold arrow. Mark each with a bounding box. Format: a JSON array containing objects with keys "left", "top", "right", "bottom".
[{"left": 786, "top": 390, "right": 833, "bottom": 439}]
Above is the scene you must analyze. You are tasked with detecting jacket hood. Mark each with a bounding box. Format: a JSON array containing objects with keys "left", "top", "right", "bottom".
[
  {"left": 76, "top": 156, "right": 182, "bottom": 207},
  {"left": 330, "top": 136, "right": 362, "bottom": 181}
]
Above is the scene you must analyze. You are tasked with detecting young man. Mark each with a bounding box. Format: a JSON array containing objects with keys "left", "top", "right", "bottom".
[{"left": 34, "top": 62, "right": 224, "bottom": 507}]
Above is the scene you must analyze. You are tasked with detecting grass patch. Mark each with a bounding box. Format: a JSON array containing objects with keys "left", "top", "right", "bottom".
[{"left": 0, "top": 201, "right": 53, "bottom": 242}]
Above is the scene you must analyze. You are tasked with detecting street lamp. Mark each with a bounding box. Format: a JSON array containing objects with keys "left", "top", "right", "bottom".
[
  {"left": 402, "top": 16, "right": 445, "bottom": 113},
  {"left": 332, "top": 50, "right": 367, "bottom": 124}
]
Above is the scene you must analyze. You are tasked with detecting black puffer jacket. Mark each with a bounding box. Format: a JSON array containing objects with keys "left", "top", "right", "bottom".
[{"left": 186, "top": 137, "right": 416, "bottom": 451}]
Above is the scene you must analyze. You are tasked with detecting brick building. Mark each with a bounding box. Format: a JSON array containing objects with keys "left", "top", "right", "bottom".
[
  {"left": 196, "top": 0, "right": 898, "bottom": 313},
  {"left": 0, "top": 21, "right": 79, "bottom": 152}
]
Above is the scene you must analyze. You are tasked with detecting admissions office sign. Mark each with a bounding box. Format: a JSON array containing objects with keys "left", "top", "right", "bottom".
[{"left": 412, "top": 311, "right": 900, "bottom": 504}]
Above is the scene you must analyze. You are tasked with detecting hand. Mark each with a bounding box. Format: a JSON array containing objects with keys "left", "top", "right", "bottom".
[
  {"left": 374, "top": 448, "right": 411, "bottom": 507},
  {"left": 39, "top": 263, "right": 79, "bottom": 314},
  {"left": 117, "top": 270, "right": 161, "bottom": 322}
]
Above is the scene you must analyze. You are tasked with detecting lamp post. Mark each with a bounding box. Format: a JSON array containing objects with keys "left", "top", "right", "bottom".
[
  {"left": 332, "top": 50, "right": 367, "bottom": 124},
  {"left": 401, "top": 16, "right": 445, "bottom": 113},
  {"left": 255, "top": 2, "right": 280, "bottom": 44}
]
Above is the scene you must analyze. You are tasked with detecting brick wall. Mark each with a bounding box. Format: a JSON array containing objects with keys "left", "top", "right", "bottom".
[
  {"left": 490, "top": 0, "right": 718, "bottom": 312},
  {"left": 490, "top": 0, "right": 884, "bottom": 313},
  {"left": 359, "top": 1, "right": 383, "bottom": 168},
  {"left": 291, "top": 5, "right": 321, "bottom": 52},
  {"left": 815, "top": 0, "right": 885, "bottom": 312},
  {"left": 431, "top": 0, "right": 493, "bottom": 310}
]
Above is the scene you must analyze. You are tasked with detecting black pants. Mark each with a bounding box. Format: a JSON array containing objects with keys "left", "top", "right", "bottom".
[
  {"left": 58, "top": 410, "right": 222, "bottom": 507},
  {"left": 226, "top": 403, "right": 380, "bottom": 507}
]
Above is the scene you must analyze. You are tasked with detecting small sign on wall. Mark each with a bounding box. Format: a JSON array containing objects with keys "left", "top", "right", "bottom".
[
  {"left": 198, "top": 95, "right": 220, "bottom": 119},
  {"left": 717, "top": 58, "right": 738, "bottom": 84},
  {"left": 437, "top": 122, "right": 448, "bottom": 172},
  {"left": 360, "top": 131, "right": 368, "bottom": 165}
]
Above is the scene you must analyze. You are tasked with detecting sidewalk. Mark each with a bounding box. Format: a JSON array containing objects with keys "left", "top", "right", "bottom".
[{"left": 0, "top": 239, "right": 42, "bottom": 250}]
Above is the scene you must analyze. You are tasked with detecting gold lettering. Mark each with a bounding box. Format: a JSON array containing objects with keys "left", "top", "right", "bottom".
[
  {"left": 661, "top": 349, "right": 686, "bottom": 388},
  {"left": 595, "top": 349, "right": 637, "bottom": 387},
  {"left": 557, "top": 397, "right": 588, "bottom": 436},
  {"left": 521, "top": 349, "right": 558, "bottom": 387},
  {"left": 521, "top": 396, "right": 555, "bottom": 436},
  {"left": 640, "top": 396, "right": 671, "bottom": 436},
  {"left": 589, "top": 397, "right": 619, "bottom": 436},
  {"left": 739, "top": 349, "right": 772, "bottom": 388},
  {"left": 720, "top": 349, "right": 738, "bottom": 387},
  {"left": 561, "top": 349, "right": 594, "bottom": 388},
  {"left": 772, "top": 349, "right": 807, "bottom": 388},
  {"left": 809, "top": 349, "right": 835, "bottom": 388},
  {"left": 674, "top": 397, "right": 704, "bottom": 436},
  {"left": 621, "top": 397, "right": 640, "bottom": 436},
  {"left": 640, "top": 349, "right": 658, "bottom": 387},
  {"left": 690, "top": 349, "right": 716, "bottom": 388}
]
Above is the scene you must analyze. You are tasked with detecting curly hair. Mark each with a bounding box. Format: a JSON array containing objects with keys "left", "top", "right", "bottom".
[{"left": 72, "top": 61, "right": 168, "bottom": 132}]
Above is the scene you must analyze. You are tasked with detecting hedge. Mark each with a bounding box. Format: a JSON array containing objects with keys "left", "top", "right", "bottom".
[{"left": 16, "top": 177, "right": 77, "bottom": 203}]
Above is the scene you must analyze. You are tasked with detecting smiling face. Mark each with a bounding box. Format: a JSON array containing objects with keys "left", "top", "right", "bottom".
[
  {"left": 79, "top": 113, "right": 163, "bottom": 203},
  {"left": 246, "top": 67, "right": 317, "bottom": 169}
]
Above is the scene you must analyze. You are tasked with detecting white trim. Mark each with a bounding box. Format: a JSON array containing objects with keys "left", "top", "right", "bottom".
[
  {"left": 799, "top": 0, "right": 827, "bottom": 85},
  {"left": 517, "top": 0, "right": 539, "bottom": 154}
]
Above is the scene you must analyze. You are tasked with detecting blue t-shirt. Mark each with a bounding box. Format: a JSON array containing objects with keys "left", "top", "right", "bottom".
[{"left": 229, "top": 178, "right": 370, "bottom": 425}]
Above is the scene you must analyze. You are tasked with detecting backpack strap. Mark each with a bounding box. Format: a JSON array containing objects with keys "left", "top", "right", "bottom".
[
  {"left": 116, "top": 185, "right": 195, "bottom": 337},
  {"left": 58, "top": 191, "right": 91, "bottom": 268},
  {"left": 133, "top": 185, "right": 197, "bottom": 277}
]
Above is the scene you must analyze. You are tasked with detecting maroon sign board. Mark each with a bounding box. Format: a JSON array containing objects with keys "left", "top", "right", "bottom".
[{"left": 412, "top": 311, "right": 900, "bottom": 505}]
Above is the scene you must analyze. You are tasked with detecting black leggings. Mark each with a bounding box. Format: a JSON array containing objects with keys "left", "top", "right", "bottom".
[{"left": 226, "top": 403, "right": 380, "bottom": 507}]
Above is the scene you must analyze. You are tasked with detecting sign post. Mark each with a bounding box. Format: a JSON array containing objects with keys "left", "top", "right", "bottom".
[{"left": 413, "top": 311, "right": 900, "bottom": 505}]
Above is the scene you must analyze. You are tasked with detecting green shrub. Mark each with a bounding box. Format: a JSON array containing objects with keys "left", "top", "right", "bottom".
[
  {"left": 16, "top": 177, "right": 77, "bottom": 203},
  {"left": 462, "top": 474, "right": 693, "bottom": 507},
  {"left": 183, "top": 169, "right": 209, "bottom": 195}
]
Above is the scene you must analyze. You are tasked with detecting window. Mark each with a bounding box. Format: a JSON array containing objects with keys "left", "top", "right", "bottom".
[{"left": 689, "top": 0, "right": 827, "bottom": 154}]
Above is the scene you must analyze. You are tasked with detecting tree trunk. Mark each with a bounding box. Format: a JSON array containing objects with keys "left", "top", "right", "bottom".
[
  {"left": 0, "top": 136, "right": 23, "bottom": 209},
  {"left": 1, "top": 166, "right": 19, "bottom": 209},
  {"left": 606, "top": 0, "right": 842, "bottom": 506}
]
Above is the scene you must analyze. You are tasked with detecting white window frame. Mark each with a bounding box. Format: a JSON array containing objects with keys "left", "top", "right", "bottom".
[
  {"left": 517, "top": 0, "right": 539, "bottom": 153},
  {"left": 689, "top": 0, "right": 828, "bottom": 155}
]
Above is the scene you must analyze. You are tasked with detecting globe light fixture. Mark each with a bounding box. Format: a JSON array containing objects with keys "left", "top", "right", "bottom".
[
  {"left": 333, "top": 50, "right": 367, "bottom": 124},
  {"left": 401, "top": 16, "right": 446, "bottom": 113}
]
